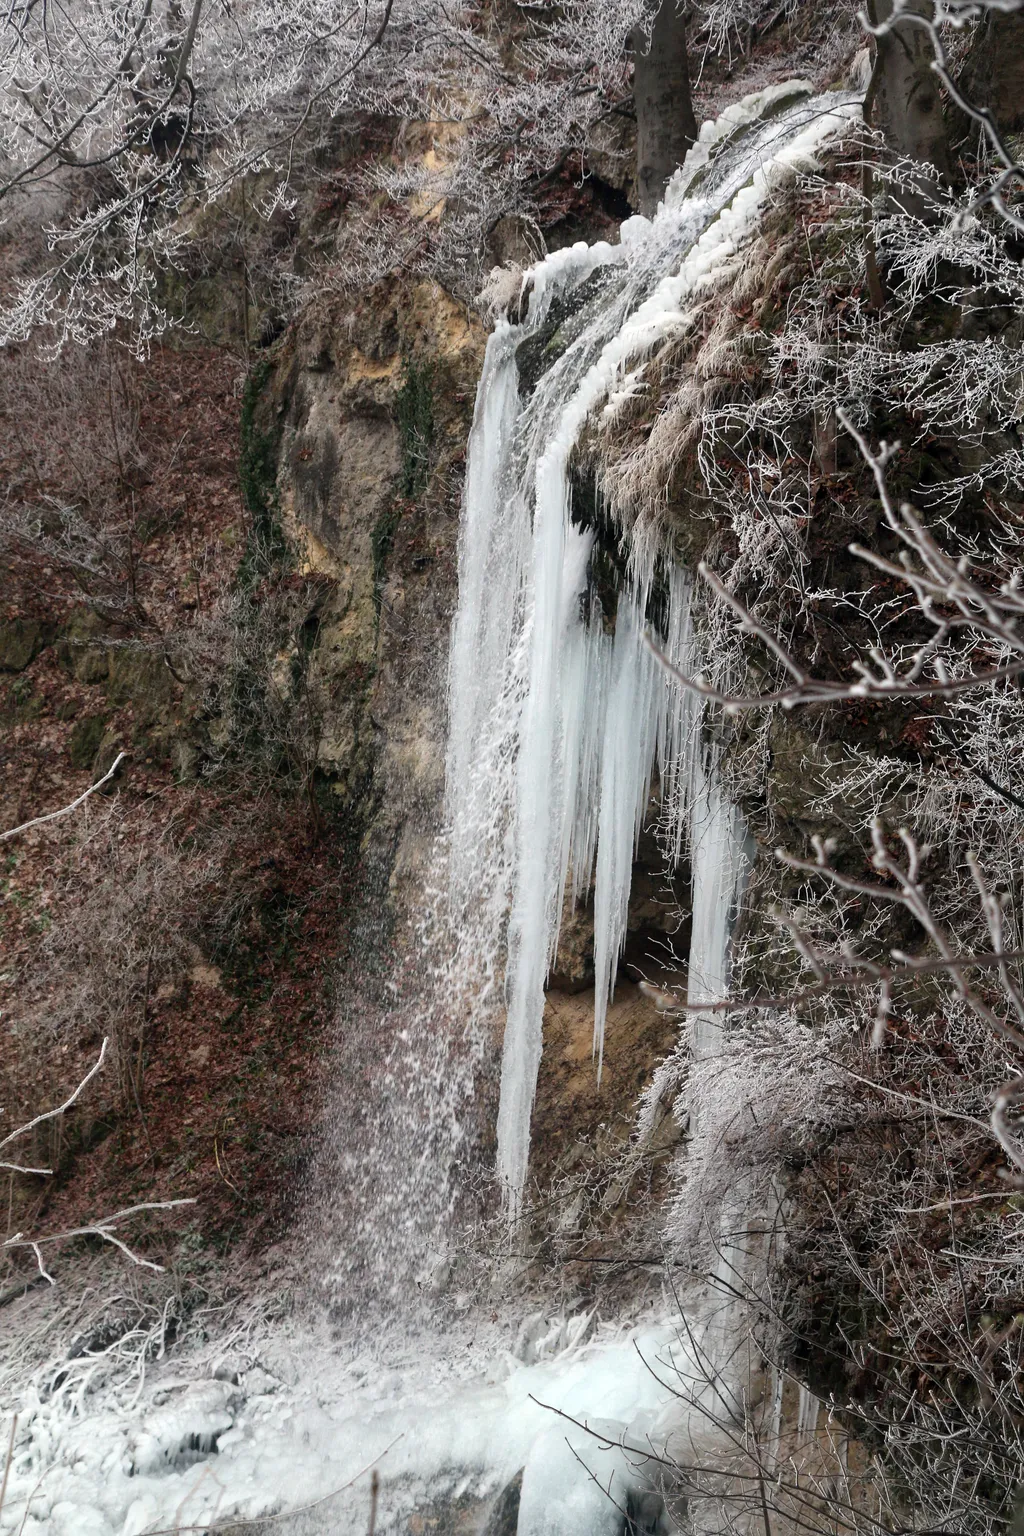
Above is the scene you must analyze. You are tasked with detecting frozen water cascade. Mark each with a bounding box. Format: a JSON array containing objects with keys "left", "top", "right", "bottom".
[
  {"left": 0, "top": 1304, "right": 748, "bottom": 1536},
  {"left": 0, "top": 85, "right": 861, "bottom": 1536},
  {"left": 446, "top": 83, "right": 860, "bottom": 1212}
]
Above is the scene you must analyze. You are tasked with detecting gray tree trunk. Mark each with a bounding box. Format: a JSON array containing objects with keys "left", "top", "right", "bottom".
[
  {"left": 870, "top": 0, "right": 950, "bottom": 216},
  {"left": 633, "top": 1, "right": 698, "bottom": 217},
  {"left": 958, "top": 6, "right": 1024, "bottom": 135}
]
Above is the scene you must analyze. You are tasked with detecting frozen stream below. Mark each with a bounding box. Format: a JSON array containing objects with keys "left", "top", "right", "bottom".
[{"left": 0, "top": 1297, "right": 749, "bottom": 1534}]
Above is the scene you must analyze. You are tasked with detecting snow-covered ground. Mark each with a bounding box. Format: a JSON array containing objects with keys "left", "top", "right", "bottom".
[{"left": 0, "top": 1288, "right": 750, "bottom": 1535}]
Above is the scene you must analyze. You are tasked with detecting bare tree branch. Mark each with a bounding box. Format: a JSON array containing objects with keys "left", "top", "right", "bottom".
[{"left": 4, "top": 1198, "right": 198, "bottom": 1281}]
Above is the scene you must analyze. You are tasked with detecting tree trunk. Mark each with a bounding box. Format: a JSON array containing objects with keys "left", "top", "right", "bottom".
[
  {"left": 632, "top": 1, "right": 698, "bottom": 218},
  {"left": 958, "top": 6, "right": 1024, "bottom": 136},
  {"left": 869, "top": 0, "right": 950, "bottom": 217}
]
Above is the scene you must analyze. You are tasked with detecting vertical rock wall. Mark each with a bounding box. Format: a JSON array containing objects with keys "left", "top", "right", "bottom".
[{"left": 266, "top": 279, "right": 486, "bottom": 903}]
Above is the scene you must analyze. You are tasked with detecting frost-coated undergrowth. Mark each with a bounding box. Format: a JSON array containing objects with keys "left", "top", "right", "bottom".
[{"left": 1, "top": 0, "right": 825, "bottom": 348}]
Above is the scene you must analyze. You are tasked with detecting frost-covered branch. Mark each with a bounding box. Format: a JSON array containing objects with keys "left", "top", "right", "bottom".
[
  {"left": 648, "top": 410, "right": 1024, "bottom": 713},
  {"left": 4, "top": 1200, "right": 197, "bottom": 1283},
  {"left": 0, "top": 1038, "right": 109, "bottom": 1175},
  {"left": 1, "top": 1024, "right": 193, "bottom": 1280},
  {"left": 775, "top": 821, "right": 1024, "bottom": 1169},
  {"left": 1, "top": 753, "right": 126, "bottom": 843},
  {"left": 0, "top": 0, "right": 651, "bottom": 342}
]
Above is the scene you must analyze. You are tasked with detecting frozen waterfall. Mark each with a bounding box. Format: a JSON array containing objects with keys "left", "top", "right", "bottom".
[
  {"left": 0, "top": 84, "right": 869, "bottom": 1536},
  {"left": 445, "top": 83, "right": 860, "bottom": 1212}
]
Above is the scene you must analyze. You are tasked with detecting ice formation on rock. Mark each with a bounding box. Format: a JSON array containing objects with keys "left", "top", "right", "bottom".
[
  {"left": 0, "top": 1309, "right": 749, "bottom": 1535},
  {"left": 446, "top": 85, "right": 860, "bottom": 1212}
]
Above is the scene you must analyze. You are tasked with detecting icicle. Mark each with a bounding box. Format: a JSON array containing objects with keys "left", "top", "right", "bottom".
[
  {"left": 496, "top": 479, "right": 592, "bottom": 1207},
  {"left": 797, "top": 1383, "right": 820, "bottom": 1441},
  {"left": 591, "top": 602, "right": 663, "bottom": 1075},
  {"left": 444, "top": 84, "right": 861, "bottom": 1216},
  {"left": 686, "top": 757, "right": 751, "bottom": 1058},
  {"left": 446, "top": 325, "right": 520, "bottom": 809}
]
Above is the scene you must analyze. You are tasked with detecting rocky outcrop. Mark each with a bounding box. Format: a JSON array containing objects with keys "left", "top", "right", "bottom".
[
  {"left": 262, "top": 278, "right": 486, "bottom": 902},
  {"left": 0, "top": 618, "right": 48, "bottom": 672}
]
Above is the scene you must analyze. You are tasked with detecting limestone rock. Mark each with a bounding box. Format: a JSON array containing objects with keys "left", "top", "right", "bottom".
[
  {"left": 485, "top": 213, "right": 546, "bottom": 270},
  {"left": 68, "top": 712, "right": 109, "bottom": 770},
  {"left": 267, "top": 275, "right": 485, "bottom": 860},
  {"left": 56, "top": 607, "right": 113, "bottom": 684},
  {"left": 106, "top": 646, "right": 173, "bottom": 721}
]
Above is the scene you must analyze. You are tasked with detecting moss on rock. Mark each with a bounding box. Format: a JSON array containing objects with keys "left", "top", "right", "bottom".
[
  {"left": 68, "top": 712, "right": 110, "bottom": 771},
  {"left": 0, "top": 619, "right": 47, "bottom": 673}
]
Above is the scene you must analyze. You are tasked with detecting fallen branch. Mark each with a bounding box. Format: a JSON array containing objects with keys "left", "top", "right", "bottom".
[
  {"left": 2, "top": 753, "right": 126, "bottom": 842},
  {"left": 0, "top": 1038, "right": 109, "bottom": 1172},
  {"left": 4, "top": 1198, "right": 197, "bottom": 1283}
]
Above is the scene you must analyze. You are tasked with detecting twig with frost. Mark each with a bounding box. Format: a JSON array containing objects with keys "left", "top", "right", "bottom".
[
  {"left": 4, "top": 1199, "right": 198, "bottom": 1284},
  {"left": 530, "top": 1350, "right": 890, "bottom": 1536},
  {"left": 648, "top": 402, "right": 1024, "bottom": 1175},
  {"left": 770, "top": 820, "right": 1024, "bottom": 1177},
  {"left": 1, "top": 753, "right": 126, "bottom": 842},
  {"left": 562, "top": 1439, "right": 635, "bottom": 1528},
  {"left": 643, "top": 948, "right": 1024, "bottom": 1016},
  {"left": 0, "top": 1037, "right": 108, "bottom": 1174},
  {"left": 647, "top": 411, "right": 1024, "bottom": 712}
]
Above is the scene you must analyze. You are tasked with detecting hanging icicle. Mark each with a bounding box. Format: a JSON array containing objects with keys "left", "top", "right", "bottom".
[{"left": 444, "top": 85, "right": 860, "bottom": 1215}]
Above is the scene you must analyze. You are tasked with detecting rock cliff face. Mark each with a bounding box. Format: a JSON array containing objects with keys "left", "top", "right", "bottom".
[
  {"left": 264, "top": 278, "right": 486, "bottom": 910},
  {"left": 251, "top": 281, "right": 495, "bottom": 1281},
  {"left": 7, "top": 18, "right": 1024, "bottom": 1531}
]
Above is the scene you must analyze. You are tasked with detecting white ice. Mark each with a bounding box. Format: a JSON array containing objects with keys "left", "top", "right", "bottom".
[
  {"left": 446, "top": 84, "right": 860, "bottom": 1213},
  {"left": 0, "top": 1306, "right": 754, "bottom": 1536}
]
